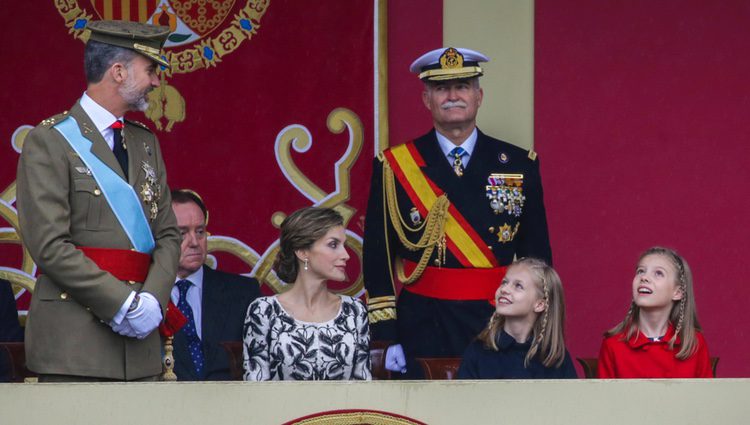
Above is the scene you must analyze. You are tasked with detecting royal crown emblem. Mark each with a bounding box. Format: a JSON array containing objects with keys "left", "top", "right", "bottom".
[{"left": 55, "top": 1, "right": 270, "bottom": 131}]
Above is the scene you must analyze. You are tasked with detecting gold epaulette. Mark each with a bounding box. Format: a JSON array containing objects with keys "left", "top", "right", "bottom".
[
  {"left": 38, "top": 110, "right": 69, "bottom": 127},
  {"left": 527, "top": 149, "right": 538, "bottom": 161}
]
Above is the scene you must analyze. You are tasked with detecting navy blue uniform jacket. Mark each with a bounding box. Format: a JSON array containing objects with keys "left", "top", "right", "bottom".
[{"left": 363, "top": 129, "right": 552, "bottom": 363}]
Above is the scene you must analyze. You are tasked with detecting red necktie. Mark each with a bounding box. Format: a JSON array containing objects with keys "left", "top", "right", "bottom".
[{"left": 110, "top": 121, "right": 128, "bottom": 180}]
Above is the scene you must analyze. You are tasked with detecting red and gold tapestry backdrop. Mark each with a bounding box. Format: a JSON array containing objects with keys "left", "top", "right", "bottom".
[{"left": 0, "top": 1, "right": 388, "bottom": 313}]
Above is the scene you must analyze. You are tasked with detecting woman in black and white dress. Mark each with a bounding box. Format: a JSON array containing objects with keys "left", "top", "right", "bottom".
[{"left": 242, "top": 207, "right": 371, "bottom": 381}]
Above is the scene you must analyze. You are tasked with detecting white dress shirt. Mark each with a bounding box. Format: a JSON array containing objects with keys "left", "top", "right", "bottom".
[
  {"left": 79, "top": 92, "right": 123, "bottom": 150},
  {"left": 171, "top": 267, "right": 205, "bottom": 339},
  {"left": 435, "top": 127, "right": 478, "bottom": 168}
]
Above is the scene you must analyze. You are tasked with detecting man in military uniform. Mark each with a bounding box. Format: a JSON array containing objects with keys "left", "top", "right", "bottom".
[
  {"left": 16, "top": 20, "right": 180, "bottom": 381},
  {"left": 363, "top": 47, "right": 552, "bottom": 376}
]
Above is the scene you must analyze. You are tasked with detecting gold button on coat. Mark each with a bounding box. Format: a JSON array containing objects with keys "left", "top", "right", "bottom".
[
  {"left": 60, "top": 292, "right": 68, "bottom": 300},
  {"left": 94, "top": 189, "right": 102, "bottom": 196}
]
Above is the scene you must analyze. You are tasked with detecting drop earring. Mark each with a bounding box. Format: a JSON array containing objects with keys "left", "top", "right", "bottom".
[{"left": 303, "top": 258, "right": 309, "bottom": 271}]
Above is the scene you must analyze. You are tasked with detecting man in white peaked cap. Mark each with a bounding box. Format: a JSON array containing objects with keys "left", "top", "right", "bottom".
[{"left": 363, "top": 47, "right": 552, "bottom": 377}]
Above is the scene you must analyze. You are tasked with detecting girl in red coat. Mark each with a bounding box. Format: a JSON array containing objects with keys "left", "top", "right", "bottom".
[{"left": 598, "top": 247, "right": 712, "bottom": 378}]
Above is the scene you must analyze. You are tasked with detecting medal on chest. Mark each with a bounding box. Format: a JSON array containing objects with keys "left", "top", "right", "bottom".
[
  {"left": 486, "top": 173, "right": 525, "bottom": 217},
  {"left": 140, "top": 161, "right": 161, "bottom": 220}
]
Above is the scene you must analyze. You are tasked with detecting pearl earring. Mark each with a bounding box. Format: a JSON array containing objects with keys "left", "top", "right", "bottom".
[{"left": 303, "top": 258, "right": 309, "bottom": 271}]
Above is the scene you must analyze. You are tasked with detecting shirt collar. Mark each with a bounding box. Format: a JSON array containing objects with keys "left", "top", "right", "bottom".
[
  {"left": 176, "top": 266, "right": 204, "bottom": 291},
  {"left": 436, "top": 127, "right": 478, "bottom": 158},
  {"left": 79, "top": 92, "right": 123, "bottom": 134},
  {"left": 496, "top": 329, "right": 532, "bottom": 350},
  {"left": 627, "top": 322, "right": 680, "bottom": 349}
]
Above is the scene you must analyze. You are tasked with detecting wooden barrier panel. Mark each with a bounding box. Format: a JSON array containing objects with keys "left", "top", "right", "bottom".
[{"left": 1, "top": 380, "right": 748, "bottom": 424}]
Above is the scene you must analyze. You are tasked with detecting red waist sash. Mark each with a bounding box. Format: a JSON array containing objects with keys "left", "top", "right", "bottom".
[
  {"left": 77, "top": 246, "right": 151, "bottom": 283},
  {"left": 400, "top": 259, "right": 507, "bottom": 301}
]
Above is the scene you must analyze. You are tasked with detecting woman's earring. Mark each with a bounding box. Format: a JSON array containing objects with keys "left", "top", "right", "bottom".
[{"left": 303, "top": 258, "right": 309, "bottom": 271}]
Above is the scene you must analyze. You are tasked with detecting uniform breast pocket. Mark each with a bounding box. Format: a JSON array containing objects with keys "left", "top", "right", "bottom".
[{"left": 72, "top": 177, "right": 105, "bottom": 230}]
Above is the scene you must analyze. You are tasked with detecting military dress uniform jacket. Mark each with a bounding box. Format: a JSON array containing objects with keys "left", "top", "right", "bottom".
[
  {"left": 16, "top": 102, "right": 180, "bottom": 380},
  {"left": 363, "top": 129, "right": 552, "bottom": 359},
  {"left": 173, "top": 266, "right": 260, "bottom": 381}
]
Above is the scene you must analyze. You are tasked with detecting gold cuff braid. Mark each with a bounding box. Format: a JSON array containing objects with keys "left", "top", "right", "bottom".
[
  {"left": 368, "top": 295, "right": 396, "bottom": 309},
  {"left": 383, "top": 160, "right": 449, "bottom": 285},
  {"left": 368, "top": 308, "right": 397, "bottom": 324}
]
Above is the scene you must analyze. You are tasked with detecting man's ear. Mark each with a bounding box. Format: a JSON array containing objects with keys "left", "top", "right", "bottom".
[
  {"left": 110, "top": 62, "right": 127, "bottom": 83},
  {"left": 422, "top": 88, "right": 431, "bottom": 109}
]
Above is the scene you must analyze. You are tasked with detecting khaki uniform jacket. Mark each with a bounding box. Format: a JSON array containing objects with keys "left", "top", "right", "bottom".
[{"left": 16, "top": 102, "right": 180, "bottom": 380}]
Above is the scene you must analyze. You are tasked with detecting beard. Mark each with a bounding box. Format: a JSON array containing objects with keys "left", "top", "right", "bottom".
[{"left": 118, "top": 74, "right": 151, "bottom": 112}]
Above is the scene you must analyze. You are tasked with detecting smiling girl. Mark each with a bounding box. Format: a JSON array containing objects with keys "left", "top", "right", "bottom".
[
  {"left": 597, "top": 247, "right": 712, "bottom": 378},
  {"left": 457, "top": 258, "right": 576, "bottom": 379}
]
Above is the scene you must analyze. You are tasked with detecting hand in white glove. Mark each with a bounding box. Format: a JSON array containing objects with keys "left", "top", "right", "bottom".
[
  {"left": 385, "top": 343, "right": 407, "bottom": 373},
  {"left": 126, "top": 292, "right": 163, "bottom": 339},
  {"left": 109, "top": 317, "right": 138, "bottom": 338}
]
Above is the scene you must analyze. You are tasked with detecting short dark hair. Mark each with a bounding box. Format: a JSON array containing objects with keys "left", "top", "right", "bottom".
[
  {"left": 170, "top": 188, "right": 208, "bottom": 225},
  {"left": 84, "top": 40, "right": 138, "bottom": 83},
  {"left": 273, "top": 207, "right": 344, "bottom": 283}
]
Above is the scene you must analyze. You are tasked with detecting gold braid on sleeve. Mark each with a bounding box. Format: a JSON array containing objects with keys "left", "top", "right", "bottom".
[
  {"left": 382, "top": 159, "right": 449, "bottom": 285},
  {"left": 368, "top": 308, "right": 397, "bottom": 324}
]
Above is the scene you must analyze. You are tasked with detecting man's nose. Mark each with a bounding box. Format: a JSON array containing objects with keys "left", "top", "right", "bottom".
[{"left": 185, "top": 232, "right": 199, "bottom": 246}]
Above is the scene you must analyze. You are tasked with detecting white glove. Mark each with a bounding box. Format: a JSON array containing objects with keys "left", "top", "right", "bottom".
[
  {"left": 126, "top": 292, "right": 163, "bottom": 339},
  {"left": 110, "top": 317, "right": 138, "bottom": 338},
  {"left": 385, "top": 344, "right": 407, "bottom": 373}
]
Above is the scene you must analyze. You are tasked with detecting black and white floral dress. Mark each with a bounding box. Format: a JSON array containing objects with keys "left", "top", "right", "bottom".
[{"left": 242, "top": 295, "right": 371, "bottom": 381}]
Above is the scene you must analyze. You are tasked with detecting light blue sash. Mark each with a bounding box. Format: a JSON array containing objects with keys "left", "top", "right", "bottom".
[{"left": 54, "top": 116, "right": 155, "bottom": 254}]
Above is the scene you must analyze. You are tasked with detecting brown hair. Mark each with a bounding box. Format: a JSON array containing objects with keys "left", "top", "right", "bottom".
[
  {"left": 171, "top": 188, "right": 209, "bottom": 226},
  {"left": 606, "top": 246, "right": 702, "bottom": 360},
  {"left": 477, "top": 258, "right": 568, "bottom": 368},
  {"left": 273, "top": 207, "right": 344, "bottom": 283}
]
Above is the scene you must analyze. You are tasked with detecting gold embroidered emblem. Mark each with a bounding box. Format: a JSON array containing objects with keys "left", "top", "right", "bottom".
[
  {"left": 497, "top": 223, "right": 520, "bottom": 243},
  {"left": 439, "top": 47, "right": 464, "bottom": 70}
]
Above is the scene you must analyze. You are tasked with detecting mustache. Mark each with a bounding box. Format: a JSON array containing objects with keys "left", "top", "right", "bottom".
[{"left": 441, "top": 101, "right": 467, "bottom": 109}]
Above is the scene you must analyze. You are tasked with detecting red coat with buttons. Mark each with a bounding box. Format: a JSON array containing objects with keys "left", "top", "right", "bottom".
[{"left": 597, "top": 323, "right": 713, "bottom": 378}]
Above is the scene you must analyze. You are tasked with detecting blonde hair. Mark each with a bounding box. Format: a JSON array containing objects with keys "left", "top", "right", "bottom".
[
  {"left": 477, "top": 258, "right": 568, "bottom": 368},
  {"left": 606, "top": 246, "right": 702, "bottom": 360}
]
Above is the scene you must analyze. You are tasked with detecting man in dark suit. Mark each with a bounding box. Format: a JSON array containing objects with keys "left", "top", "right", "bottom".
[
  {"left": 16, "top": 21, "right": 180, "bottom": 381},
  {"left": 363, "top": 47, "right": 552, "bottom": 377},
  {"left": 170, "top": 189, "right": 260, "bottom": 380}
]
